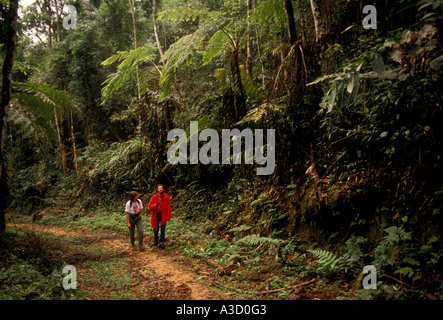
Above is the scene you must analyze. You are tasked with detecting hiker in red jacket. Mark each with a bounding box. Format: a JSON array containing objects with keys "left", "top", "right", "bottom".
[{"left": 148, "top": 184, "right": 171, "bottom": 248}]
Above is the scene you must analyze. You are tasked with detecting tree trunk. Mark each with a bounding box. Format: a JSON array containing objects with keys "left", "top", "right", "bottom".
[
  {"left": 283, "top": 0, "right": 298, "bottom": 45},
  {"left": 252, "top": 0, "right": 265, "bottom": 88},
  {"left": 44, "top": 0, "right": 52, "bottom": 47},
  {"left": 245, "top": 0, "right": 252, "bottom": 76},
  {"left": 283, "top": 0, "right": 304, "bottom": 107},
  {"left": 70, "top": 108, "right": 78, "bottom": 176},
  {"left": 129, "top": 0, "right": 142, "bottom": 135},
  {"left": 54, "top": 107, "right": 67, "bottom": 173},
  {"left": 0, "top": 0, "right": 19, "bottom": 232},
  {"left": 309, "top": 0, "right": 325, "bottom": 43},
  {"left": 152, "top": 0, "right": 164, "bottom": 64},
  {"left": 54, "top": 0, "right": 61, "bottom": 44},
  {"left": 230, "top": 44, "right": 246, "bottom": 124}
]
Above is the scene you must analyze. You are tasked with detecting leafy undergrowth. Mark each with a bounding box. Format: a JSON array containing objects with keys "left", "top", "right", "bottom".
[
  {"left": 4, "top": 195, "right": 442, "bottom": 300},
  {"left": 164, "top": 179, "right": 443, "bottom": 300},
  {"left": 2, "top": 209, "right": 347, "bottom": 300},
  {"left": 166, "top": 213, "right": 357, "bottom": 300}
]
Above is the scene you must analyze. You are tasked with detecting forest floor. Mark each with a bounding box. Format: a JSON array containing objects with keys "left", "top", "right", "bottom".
[
  {"left": 4, "top": 221, "right": 225, "bottom": 300},
  {"left": 2, "top": 211, "right": 349, "bottom": 300}
]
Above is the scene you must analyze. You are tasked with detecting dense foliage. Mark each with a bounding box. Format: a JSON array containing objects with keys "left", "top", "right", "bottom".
[{"left": 1, "top": 0, "right": 442, "bottom": 299}]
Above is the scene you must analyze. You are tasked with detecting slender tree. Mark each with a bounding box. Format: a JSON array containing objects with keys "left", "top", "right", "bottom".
[
  {"left": 283, "top": 0, "right": 297, "bottom": 45},
  {"left": 129, "top": 0, "right": 142, "bottom": 135},
  {"left": 309, "top": 0, "right": 325, "bottom": 43},
  {"left": 0, "top": 0, "right": 19, "bottom": 232},
  {"left": 152, "top": 0, "right": 164, "bottom": 63},
  {"left": 283, "top": 0, "right": 304, "bottom": 106}
]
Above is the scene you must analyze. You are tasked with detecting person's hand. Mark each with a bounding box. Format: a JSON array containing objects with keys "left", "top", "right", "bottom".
[{"left": 127, "top": 221, "right": 131, "bottom": 227}]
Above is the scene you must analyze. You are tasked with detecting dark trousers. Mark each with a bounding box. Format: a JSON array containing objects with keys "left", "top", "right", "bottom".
[
  {"left": 153, "top": 215, "right": 166, "bottom": 244},
  {"left": 128, "top": 215, "right": 143, "bottom": 246}
]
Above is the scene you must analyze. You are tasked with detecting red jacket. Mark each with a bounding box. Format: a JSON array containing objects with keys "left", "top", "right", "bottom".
[{"left": 148, "top": 193, "right": 171, "bottom": 228}]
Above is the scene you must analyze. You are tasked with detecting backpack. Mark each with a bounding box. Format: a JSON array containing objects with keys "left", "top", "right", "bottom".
[{"left": 129, "top": 199, "right": 142, "bottom": 219}]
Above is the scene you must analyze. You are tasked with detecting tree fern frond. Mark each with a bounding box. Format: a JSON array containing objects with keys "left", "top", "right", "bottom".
[
  {"left": 8, "top": 104, "right": 36, "bottom": 139},
  {"left": 159, "top": 17, "right": 231, "bottom": 101},
  {"left": 213, "top": 68, "right": 227, "bottom": 87},
  {"left": 157, "top": 6, "right": 222, "bottom": 24},
  {"left": 12, "top": 82, "right": 71, "bottom": 114},
  {"left": 248, "top": 0, "right": 286, "bottom": 24},
  {"left": 9, "top": 82, "right": 72, "bottom": 145},
  {"left": 203, "top": 28, "right": 230, "bottom": 65},
  {"left": 235, "top": 102, "right": 285, "bottom": 125},
  {"left": 101, "top": 43, "right": 158, "bottom": 104},
  {"left": 239, "top": 65, "right": 264, "bottom": 100}
]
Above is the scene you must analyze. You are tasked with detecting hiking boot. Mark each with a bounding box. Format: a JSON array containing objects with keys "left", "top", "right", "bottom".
[
  {"left": 139, "top": 245, "right": 145, "bottom": 251},
  {"left": 131, "top": 243, "right": 136, "bottom": 250},
  {"left": 159, "top": 243, "right": 165, "bottom": 249},
  {"left": 152, "top": 239, "right": 158, "bottom": 247}
]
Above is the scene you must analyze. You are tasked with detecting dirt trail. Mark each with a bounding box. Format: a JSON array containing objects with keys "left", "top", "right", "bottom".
[{"left": 7, "top": 222, "right": 224, "bottom": 300}]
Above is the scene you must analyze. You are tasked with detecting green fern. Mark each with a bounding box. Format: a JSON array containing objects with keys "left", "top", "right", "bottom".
[
  {"left": 229, "top": 225, "right": 252, "bottom": 233},
  {"left": 235, "top": 101, "right": 285, "bottom": 125},
  {"left": 344, "top": 235, "right": 367, "bottom": 261},
  {"left": 157, "top": 6, "right": 221, "bottom": 24},
  {"left": 101, "top": 43, "right": 158, "bottom": 104},
  {"left": 213, "top": 68, "right": 227, "bottom": 87},
  {"left": 203, "top": 28, "right": 231, "bottom": 65},
  {"left": 248, "top": 0, "right": 286, "bottom": 25},
  {"left": 10, "top": 82, "right": 72, "bottom": 144},
  {"left": 308, "top": 249, "right": 342, "bottom": 271},
  {"left": 158, "top": 11, "right": 230, "bottom": 101},
  {"left": 373, "top": 226, "right": 415, "bottom": 268},
  {"left": 236, "top": 234, "right": 283, "bottom": 247}
]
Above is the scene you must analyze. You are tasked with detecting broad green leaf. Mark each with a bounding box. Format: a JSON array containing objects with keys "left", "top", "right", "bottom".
[{"left": 371, "top": 53, "right": 385, "bottom": 73}]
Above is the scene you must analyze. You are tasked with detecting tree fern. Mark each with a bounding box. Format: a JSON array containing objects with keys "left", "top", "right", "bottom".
[
  {"left": 83, "top": 137, "right": 155, "bottom": 187},
  {"left": 235, "top": 101, "right": 284, "bottom": 125},
  {"left": 203, "top": 28, "right": 231, "bottom": 66},
  {"left": 158, "top": 9, "right": 230, "bottom": 101},
  {"left": 10, "top": 82, "right": 71, "bottom": 145},
  {"left": 157, "top": 6, "right": 221, "bottom": 24},
  {"left": 101, "top": 43, "right": 158, "bottom": 104}
]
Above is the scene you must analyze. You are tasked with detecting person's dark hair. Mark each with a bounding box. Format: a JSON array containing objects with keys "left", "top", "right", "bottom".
[
  {"left": 157, "top": 184, "right": 164, "bottom": 189},
  {"left": 129, "top": 191, "right": 139, "bottom": 201}
]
